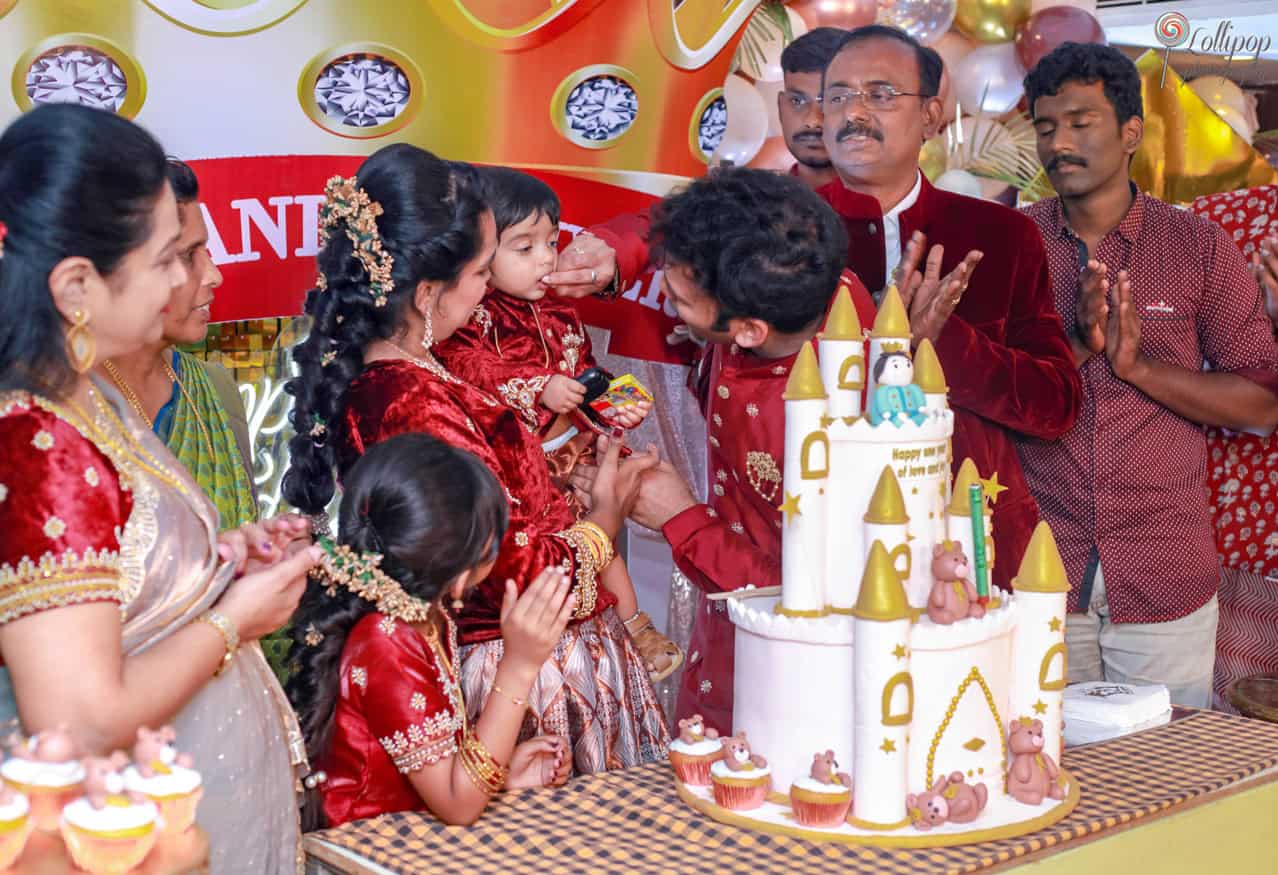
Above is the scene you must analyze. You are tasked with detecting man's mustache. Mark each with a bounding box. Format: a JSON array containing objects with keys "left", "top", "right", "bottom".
[
  {"left": 1047, "top": 154, "right": 1087, "bottom": 172},
  {"left": 793, "top": 130, "right": 824, "bottom": 144},
  {"left": 836, "top": 122, "right": 883, "bottom": 143}
]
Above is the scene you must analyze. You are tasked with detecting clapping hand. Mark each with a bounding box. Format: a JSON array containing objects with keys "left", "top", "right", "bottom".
[
  {"left": 895, "top": 231, "right": 983, "bottom": 344},
  {"left": 1252, "top": 233, "right": 1278, "bottom": 326},
  {"left": 1103, "top": 270, "right": 1148, "bottom": 383}
]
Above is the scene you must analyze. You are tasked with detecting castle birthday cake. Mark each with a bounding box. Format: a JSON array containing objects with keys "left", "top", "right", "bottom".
[{"left": 673, "top": 286, "right": 1079, "bottom": 845}]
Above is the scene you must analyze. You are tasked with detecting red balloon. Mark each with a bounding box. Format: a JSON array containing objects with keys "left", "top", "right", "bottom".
[
  {"left": 1014, "top": 6, "right": 1106, "bottom": 72},
  {"left": 789, "top": 0, "right": 878, "bottom": 30}
]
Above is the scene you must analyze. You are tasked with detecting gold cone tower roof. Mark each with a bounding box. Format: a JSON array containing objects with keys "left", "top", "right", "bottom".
[
  {"left": 822, "top": 283, "right": 863, "bottom": 341},
  {"left": 947, "top": 458, "right": 981, "bottom": 517},
  {"left": 864, "top": 466, "right": 909, "bottom": 524},
  {"left": 913, "top": 338, "right": 947, "bottom": 393},
  {"left": 783, "top": 341, "right": 827, "bottom": 400},
  {"left": 852, "top": 540, "right": 911, "bottom": 622},
  {"left": 1012, "top": 520, "right": 1071, "bottom": 594},
  {"left": 870, "top": 284, "right": 912, "bottom": 339}
]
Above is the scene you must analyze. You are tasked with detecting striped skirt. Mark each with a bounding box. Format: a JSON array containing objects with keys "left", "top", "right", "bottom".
[{"left": 460, "top": 607, "right": 670, "bottom": 775}]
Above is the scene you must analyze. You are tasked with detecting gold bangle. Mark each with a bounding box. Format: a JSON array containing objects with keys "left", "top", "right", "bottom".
[
  {"left": 197, "top": 610, "right": 239, "bottom": 678},
  {"left": 458, "top": 729, "right": 508, "bottom": 795},
  {"left": 559, "top": 521, "right": 616, "bottom": 619},
  {"left": 490, "top": 682, "right": 528, "bottom": 709}
]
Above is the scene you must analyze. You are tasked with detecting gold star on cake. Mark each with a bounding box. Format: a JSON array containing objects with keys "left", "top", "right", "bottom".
[
  {"left": 1048, "top": 617, "right": 1062, "bottom": 632},
  {"left": 778, "top": 491, "right": 802, "bottom": 522},
  {"left": 819, "top": 414, "right": 835, "bottom": 429},
  {"left": 911, "top": 486, "right": 919, "bottom": 495},
  {"left": 892, "top": 644, "right": 906, "bottom": 660},
  {"left": 980, "top": 472, "right": 1008, "bottom": 503},
  {"left": 842, "top": 415, "right": 859, "bottom": 426},
  {"left": 880, "top": 738, "right": 896, "bottom": 754},
  {"left": 1033, "top": 700, "right": 1048, "bottom": 715}
]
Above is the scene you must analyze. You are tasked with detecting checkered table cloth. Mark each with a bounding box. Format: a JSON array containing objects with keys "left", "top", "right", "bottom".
[{"left": 305, "top": 711, "right": 1278, "bottom": 875}]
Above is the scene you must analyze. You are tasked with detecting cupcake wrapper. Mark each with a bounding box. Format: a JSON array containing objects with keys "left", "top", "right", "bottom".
[
  {"left": 149, "top": 787, "right": 203, "bottom": 836},
  {"left": 670, "top": 751, "right": 720, "bottom": 787},
  {"left": 712, "top": 776, "right": 771, "bottom": 811},
  {"left": 0, "top": 816, "right": 33, "bottom": 869},
  {"left": 791, "top": 794, "right": 852, "bottom": 828},
  {"left": 61, "top": 822, "right": 159, "bottom": 875},
  {"left": 8, "top": 783, "right": 82, "bottom": 833}
]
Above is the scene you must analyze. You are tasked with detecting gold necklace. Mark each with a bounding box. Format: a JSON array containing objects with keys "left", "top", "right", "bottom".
[
  {"left": 379, "top": 339, "right": 500, "bottom": 406},
  {"left": 163, "top": 359, "right": 220, "bottom": 473},
  {"left": 101, "top": 359, "right": 154, "bottom": 428},
  {"left": 60, "top": 386, "right": 194, "bottom": 498}
]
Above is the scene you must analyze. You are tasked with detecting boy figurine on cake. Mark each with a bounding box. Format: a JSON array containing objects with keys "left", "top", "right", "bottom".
[
  {"left": 710, "top": 733, "right": 771, "bottom": 811},
  {"left": 868, "top": 350, "right": 926, "bottom": 427}
]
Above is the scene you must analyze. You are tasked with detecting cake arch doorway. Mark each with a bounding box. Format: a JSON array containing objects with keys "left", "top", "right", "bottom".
[{"left": 926, "top": 666, "right": 1006, "bottom": 789}]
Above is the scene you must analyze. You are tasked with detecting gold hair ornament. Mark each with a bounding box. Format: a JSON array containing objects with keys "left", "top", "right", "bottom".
[
  {"left": 310, "top": 537, "right": 433, "bottom": 623},
  {"left": 317, "top": 176, "right": 395, "bottom": 307}
]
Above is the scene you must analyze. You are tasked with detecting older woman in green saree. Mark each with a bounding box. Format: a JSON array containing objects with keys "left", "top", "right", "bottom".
[{"left": 98, "top": 159, "right": 257, "bottom": 531}]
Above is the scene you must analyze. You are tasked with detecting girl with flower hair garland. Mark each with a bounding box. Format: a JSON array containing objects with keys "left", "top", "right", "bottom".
[
  {"left": 283, "top": 144, "right": 669, "bottom": 777},
  {"left": 289, "top": 433, "right": 575, "bottom": 828}
]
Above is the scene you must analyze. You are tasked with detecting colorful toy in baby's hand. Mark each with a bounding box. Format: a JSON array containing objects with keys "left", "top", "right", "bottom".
[
  {"left": 587, "top": 373, "right": 653, "bottom": 418},
  {"left": 907, "top": 772, "right": 989, "bottom": 830},
  {"left": 868, "top": 352, "right": 926, "bottom": 427},
  {"left": 926, "top": 542, "right": 986, "bottom": 625}
]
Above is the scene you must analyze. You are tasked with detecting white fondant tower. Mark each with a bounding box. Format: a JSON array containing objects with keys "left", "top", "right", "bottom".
[
  {"left": 820, "top": 285, "right": 867, "bottom": 612},
  {"left": 945, "top": 457, "right": 992, "bottom": 575},
  {"left": 1008, "top": 521, "right": 1071, "bottom": 762},
  {"left": 866, "top": 285, "right": 910, "bottom": 400},
  {"left": 851, "top": 541, "right": 914, "bottom": 828},
  {"left": 863, "top": 467, "right": 911, "bottom": 599},
  {"left": 779, "top": 341, "right": 829, "bottom": 617}
]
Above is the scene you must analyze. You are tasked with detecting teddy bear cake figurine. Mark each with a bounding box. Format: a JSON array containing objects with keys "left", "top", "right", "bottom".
[
  {"left": 1006, "top": 719, "right": 1067, "bottom": 806},
  {"left": 669, "top": 715, "right": 722, "bottom": 786},
  {"left": 926, "top": 542, "right": 986, "bottom": 625},
  {"left": 710, "top": 732, "right": 772, "bottom": 811},
  {"left": 0, "top": 726, "right": 84, "bottom": 831},
  {"left": 124, "top": 726, "right": 203, "bottom": 835},
  {"left": 789, "top": 751, "right": 853, "bottom": 827},
  {"left": 61, "top": 752, "right": 161, "bottom": 874},
  {"left": 907, "top": 772, "right": 989, "bottom": 830}
]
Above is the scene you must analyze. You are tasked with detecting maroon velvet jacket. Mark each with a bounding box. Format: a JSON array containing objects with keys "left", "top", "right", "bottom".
[
  {"left": 337, "top": 360, "right": 616, "bottom": 644},
  {"left": 591, "top": 175, "right": 1082, "bottom": 587},
  {"left": 436, "top": 289, "right": 593, "bottom": 435}
]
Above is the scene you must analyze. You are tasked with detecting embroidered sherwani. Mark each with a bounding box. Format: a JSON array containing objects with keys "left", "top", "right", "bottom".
[{"left": 661, "top": 272, "right": 878, "bottom": 732}]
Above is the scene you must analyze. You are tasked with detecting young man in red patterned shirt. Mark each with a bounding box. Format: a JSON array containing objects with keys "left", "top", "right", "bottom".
[{"left": 1020, "top": 43, "right": 1278, "bottom": 706}]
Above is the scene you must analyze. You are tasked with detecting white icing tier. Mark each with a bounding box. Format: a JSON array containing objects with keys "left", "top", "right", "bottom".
[
  {"left": 1064, "top": 681, "right": 1171, "bottom": 727},
  {"left": 1, "top": 758, "right": 85, "bottom": 788},
  {"left": 0, "top": 793, "right": 29, "bottom": 822},
  {"left": 711, "top": 760, "right": 771, "bottom": 780},
  {"left": 61, "top": 797, "right": 158, "bottom": 833},
  {"left": 730, "top": 596, "right": 854, "bottom": 795},
  {"left": 669, "top": 738, "right": 721, "bottom": 757},
  {"left": 123, "top": 765, "right": 202, "bottom": 797},
  {"left": 910, "top": 599, "right": 1019, "bottom": 650},
  {"left": 791, "top": 777, "right": 851, "bottom": 796}
]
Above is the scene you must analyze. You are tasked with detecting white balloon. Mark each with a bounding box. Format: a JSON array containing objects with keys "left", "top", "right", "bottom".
[
  {"left": 879, "top": 0, "right": 957, "bottom": 46},
  {"left": 954, "top": 43, "right": 1026, "bottom": 116},
  {"left": 786, "top": 7, "right": 809, "bottom": 40},
  {"left": 1214, "top": 105, "right": 1258, "bottom": 142},
  {"left": 1188, "top": 75, "right": 1250, "bottom": 119},
  {"left": 935, "top": 168, "right": 986, "bottom": 198},
  {"left": 757, "top": 79, "right": 785, "bottom": 138},
  {"left": 715, "top": 73, "right": 769, "bottom": 166}
]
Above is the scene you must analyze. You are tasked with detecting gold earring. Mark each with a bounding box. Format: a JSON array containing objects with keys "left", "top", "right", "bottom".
[
  {"left": 451, "top": 596, "right": 464, "bottom": 612},
  {"left": 66, "top": 309, "right": 96, "bottom": 374}
]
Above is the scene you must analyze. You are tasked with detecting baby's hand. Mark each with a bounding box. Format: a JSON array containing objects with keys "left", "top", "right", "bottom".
[
  {"left": 601, "top": 400, "right": 652, "bottom": 430},
  {"left": 540, "top": 375, "right": 587, "bottom": 414}
]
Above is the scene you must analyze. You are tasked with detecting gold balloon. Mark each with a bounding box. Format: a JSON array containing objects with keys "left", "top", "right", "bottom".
[
  {"left": 954, "top": 0, "right": 1031, "bottom": 44},
  {"left": 919, "top": 136, "right": 948, "bottom": 182},
  {"left": 1131, "top": 51, "right": 1277, "bottom": 204}
]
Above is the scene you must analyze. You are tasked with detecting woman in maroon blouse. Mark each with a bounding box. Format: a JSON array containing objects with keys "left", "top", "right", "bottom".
[{"left": 283, "top": 145, "right": 668, "bottom": 776}]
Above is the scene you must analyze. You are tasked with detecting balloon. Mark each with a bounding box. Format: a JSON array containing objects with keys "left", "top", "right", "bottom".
[
  {"left": 746, "top": 136, "right": 796, "bottom": 171},
  {"left": 1188, "top": 76, "right": 1250, "bottom": 121},
  {"left": 953, "top": 42, "right": 1025, "bottom": 116},
  {"left": 954, "top": 0, "right": 1031, "bottom": 43},
  {"left": 756, "top": 79, "right": 784, "bottom": 137},
  {"left": 934, "top": 30, "right": 976, "bottom": 120},
  {"left": 1213, "top": 105, "right": 1258, "bottom": 143},
  {"left": 1014, "top": 6, "right": 1105, "bottom": 72},
  {"left": 1030, "top": 0, "right": 1095, "bottom": 13},
  {"left": 789, "top": 0, "right": 878, "bottom": 30},
  {"left": 919, "top": 136, "right": 948, "bottom": 182},
  {"left": 786, "top": 6, "right": 810, "bottom": 40},
  {"left": 935, "top": 169, "right": 985, "bottom": 198},
  {"left": 878, "top": 0, "right": 956, "bottom": 46},
  {"left": 938, "top": 66, "right": 957, "bottom": 125},
  {"left": 752, "top": 12, "right": 787, "bottom": 81},
  {"left": 713, "top": 73, "right": 769, "bottom": 167}
]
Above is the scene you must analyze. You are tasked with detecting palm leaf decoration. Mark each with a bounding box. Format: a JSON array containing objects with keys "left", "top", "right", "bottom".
[
  {"left": 733, "top": 1, "right": 793, "bottom": 80},
  {"left": 937, "top": 89, "right": 1057, "bottom": 203}
]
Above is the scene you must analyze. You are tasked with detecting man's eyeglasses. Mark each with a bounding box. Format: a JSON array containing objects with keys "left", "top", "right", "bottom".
[
  {"left": 823, "top": 84, "right": 927, "bottom": 111},
  {"left": 781, "top": 92, "right": 821, "bottom": 112}
]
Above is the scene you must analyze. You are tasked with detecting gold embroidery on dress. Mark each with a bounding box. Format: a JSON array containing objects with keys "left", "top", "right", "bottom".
[
  {"left": 746, "top": 451, "right": 782, "bottom": 502},
  {"left": 561, "top": 329, "right": 584, "bottom": 375},
  {"left": 498, "top": 375, "right": 551, "bottom": 432}
]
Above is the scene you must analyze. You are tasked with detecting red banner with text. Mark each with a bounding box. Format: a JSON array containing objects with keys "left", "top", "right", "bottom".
[{"left": 192, "top": 156, "right": 688, "bottom": 366}]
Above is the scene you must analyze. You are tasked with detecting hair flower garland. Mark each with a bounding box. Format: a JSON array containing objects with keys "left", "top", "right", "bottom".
[{"left": 317, "top": 176, "right": 395, "bottom": 307}]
